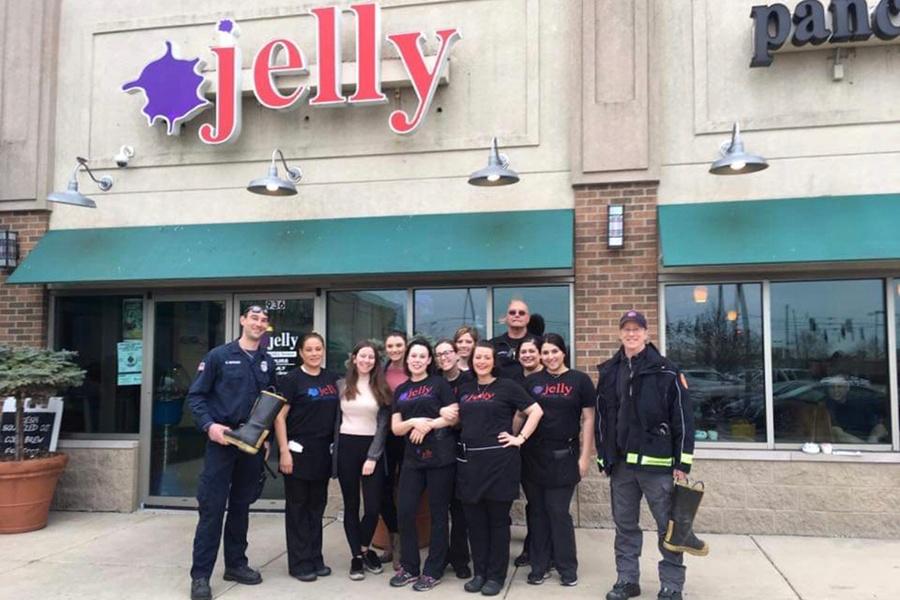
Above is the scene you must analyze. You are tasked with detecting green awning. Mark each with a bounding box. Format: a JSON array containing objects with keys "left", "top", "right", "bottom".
[
  {"left": 7, "top": 210, "right": 572, "bottom": 284},
  {"left": 659, "top": 194, "right": 900, "bottom": 267}
]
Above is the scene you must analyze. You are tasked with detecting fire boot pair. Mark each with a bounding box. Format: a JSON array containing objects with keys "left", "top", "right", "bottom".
[
  {"left": 223, "top": 390, "right": 287, "bottom": 455},
  {"left": 662, "top": 478, "right": 709, "bottom": 556}
]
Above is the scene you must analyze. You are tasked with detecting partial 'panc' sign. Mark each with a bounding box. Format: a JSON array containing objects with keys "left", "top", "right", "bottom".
[{"left": 750, "top": 0, "right": 900, "bottom": 67}]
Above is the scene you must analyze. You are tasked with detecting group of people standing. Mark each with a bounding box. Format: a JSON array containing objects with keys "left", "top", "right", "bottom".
[{"left": 186, "top": 300, "right": 696, "bottom": 600}]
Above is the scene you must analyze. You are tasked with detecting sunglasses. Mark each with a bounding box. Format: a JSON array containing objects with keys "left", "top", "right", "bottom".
[
  {"left": 242, "top": 305, "right": 270, "bottom": 317},
  {"left": 507, "top": 309, "right": 528, "bottom": 316}
]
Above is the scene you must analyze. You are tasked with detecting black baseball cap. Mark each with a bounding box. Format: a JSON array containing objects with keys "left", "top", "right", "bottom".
[{"left": 619, "top": 310, "right": 647, "bottom": 329}]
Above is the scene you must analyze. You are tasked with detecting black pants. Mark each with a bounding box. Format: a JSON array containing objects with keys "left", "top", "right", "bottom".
[
  {"left": 191, "top": 442, "right": 263, "bottom": 580},
  {"left": 398, "top": 463, "right": 455, "bottom": 578},
  {"left": 284, "top": 476, "right": 329, "bottom": 576},
  {"left": 448, "top": 495, "right": 470, "bottom": 570},
  {"left": 337, "top": 434, "right": 384, "bottom": 556},
  {"left": 522, "top": 479, "right": 577, "bottom": 578},
  {"left": 463, "top": 499, "right": 513, "bottom": 584},
  {"left": 380, "top": 433, "right": 404, "bottom": 533}
]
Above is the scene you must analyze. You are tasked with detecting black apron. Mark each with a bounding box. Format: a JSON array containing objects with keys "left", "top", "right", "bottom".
[
  {"left": 522, "top": 437, "right": 580, "bottom": 487},
  {"left": 456, "top": 444, "right": 521, "bottom": 503}
]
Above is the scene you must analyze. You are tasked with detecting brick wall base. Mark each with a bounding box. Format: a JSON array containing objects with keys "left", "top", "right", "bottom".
[{"left": 0, "top": 210, "right": 49, "bottom": 347}]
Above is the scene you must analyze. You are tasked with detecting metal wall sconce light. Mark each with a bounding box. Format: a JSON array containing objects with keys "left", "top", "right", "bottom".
[
  {"left": 608, "top": 204, "right": 624, "bottom": 248},
  {"left": 709, "top": 122, "right": 769, "bottom": 175},
  {"left": 247, "top": 149, "right": 303, "bottom": 196},
  {"left": 468, "top": 137, "right": 519, "bottom": 186},
  {"left": 0, "top": 229, "right": 18, "bottom": 271},
  {"left": 47, "top": 157, "right": 113, "bottom": 209}
]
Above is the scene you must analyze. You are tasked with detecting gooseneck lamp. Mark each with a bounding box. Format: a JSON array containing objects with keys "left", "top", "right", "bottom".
[
  {"left": 247, "top": 149, "right": 303, "bottom": 196},
  {"left": 468, "top": 137, "right": 519, "bottom": 186},
  {"left": 47, "top": 157, "right": 113, "bottom": 209},
  {"left": 709, "top": 122, "right": 769, "bottom": 175}
]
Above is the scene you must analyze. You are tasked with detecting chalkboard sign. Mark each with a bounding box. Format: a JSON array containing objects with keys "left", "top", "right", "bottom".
[{"left": 1, "top": 397, "right": 63, "bottom": 458}]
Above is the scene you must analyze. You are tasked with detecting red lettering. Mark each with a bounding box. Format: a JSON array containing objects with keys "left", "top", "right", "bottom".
[
  {"left": 348, "top": 3, "right": 387, "bottom": 104},
  {"left": 253, "top": 39, "right": 309, "bottom": 110},
  {"left": 199, "top": 46, "right": 242, "bottom": 144},
  {"left": 387, "top": 28, "right": 462, "bottom": 134},
  {"left": 309, "top": 5, "right": 347, "bottom": 105}
]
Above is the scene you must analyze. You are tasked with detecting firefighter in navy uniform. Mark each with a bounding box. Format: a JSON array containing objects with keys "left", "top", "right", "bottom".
[
  {"left": 595, "top": 310, "right": 695, "bottom": 600},
  {"left": 187, "top": 305, "right": 276, "bottom": 600}
]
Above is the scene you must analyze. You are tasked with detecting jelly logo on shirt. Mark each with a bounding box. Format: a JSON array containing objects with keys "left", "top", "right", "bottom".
[
  {"left": 537, "top": 383, "right": 573, "bottom": 397},
  {"left": 416, "top": 448, "right": 434, "bottom": 460},
  {"left": 531, "top": 385, "right": 544, "bottom": 395},
  {"left": 461, "top": 390, "right": 495, "bottom": 403},
  {"left": 306, "top": 384, "right": 338, "bottom": 400},
  {"left": 399, "top": 384, "right": 433, "bottom": 402}
]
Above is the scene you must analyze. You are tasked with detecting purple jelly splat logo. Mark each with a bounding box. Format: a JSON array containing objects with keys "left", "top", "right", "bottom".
[
  {"left": 532, "top": 386, "right": 544, "bottom": 395},
  {"left": 122, "top": 40, "right": 211, "bottom": 135},
  {"left": 218, "top": 19, "right": 235, "bottom": 33},
  {"left": 308, "top": 387, "right": 320, "bottom": 398},
  {"left": 398, "top": 391, "right": 409, "bottom": 402}
]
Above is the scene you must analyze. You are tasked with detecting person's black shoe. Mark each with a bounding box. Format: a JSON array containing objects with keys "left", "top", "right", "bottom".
[
  {"left": 480, "top": 580, "right": 504, "bottom": 596},
  {"left": 190, "top": 578, "right": 211, "bottom": 600},
  {"left": 390, "top": 569, "right": 418, "bottom": 587},
  {"left": 350, "top": 556, "right": 365, "bottom": 581},
  {"left": 526, "top": 571, "right": 550, "bottom": 585},
  {"left": 294, "top": 571, "right": 317, "bottom": 582},
  {"left": 657, "top": 587, "right": 683, "bottom": 600},
  {"left": 315, "top": 565, "right": 332, "bottom": 577},
  {"left": 606, "top": 581, "right": 641, "bottom": 600},
  {"left": 513, "top": 551, "right": 529, "bottom": 567},
  {"left": 223, "top": 565, "right": 262, "bottom": 585},
  {"left": 454, "top": 564, "right": 472, "bottom": 579},
  {"left": 560, "top": 573, "right": 578, "bottom": 587},
  {"left": 363, "top": 549, "right": 383, "bottom": 574},
  {"left": 464, "top": 575, "right": 486, "bottom": 593}
]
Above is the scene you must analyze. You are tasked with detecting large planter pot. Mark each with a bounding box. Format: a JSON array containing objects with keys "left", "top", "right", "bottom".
[{"left": 0, "top": 453, "right": 68, "bottom": 534}]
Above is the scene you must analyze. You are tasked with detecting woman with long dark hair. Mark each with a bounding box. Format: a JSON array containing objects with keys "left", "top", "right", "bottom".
[
  {"left": 332, "top": 341, "right": 393, "bottom": 580},
  {"left": 389, "top": 338, "right": 459, "bottom": 592},
  {"left": 378, "top": 331, "right": 408, "bottom": 569},
  {"left": 455, "top": 340, "right": 543, "bottom": 595},
  {"left": 275, "top": 332, "right": 339, "bottom": 582},
  {"left": 513, "top": 334, "right": 544, "bottom": 568},
  {"left": 521, "top": 333, "right": 595, "bottom": 587}
]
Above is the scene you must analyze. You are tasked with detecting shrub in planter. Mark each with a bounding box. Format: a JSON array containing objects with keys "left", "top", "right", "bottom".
[{"left": 0, "top": 346, "right": 85, "bottom": 533}]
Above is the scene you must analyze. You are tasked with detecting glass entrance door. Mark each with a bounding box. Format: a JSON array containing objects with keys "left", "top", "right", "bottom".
[{"left": 148, "top": 299, "right": 226, "bottom": 499}]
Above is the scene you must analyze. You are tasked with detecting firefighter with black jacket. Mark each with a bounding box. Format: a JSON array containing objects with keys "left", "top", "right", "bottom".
[{"left": 595, "top": 310, "right": 695, "bottom": 600}]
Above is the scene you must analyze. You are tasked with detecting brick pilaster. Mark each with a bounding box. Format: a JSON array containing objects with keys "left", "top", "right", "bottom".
[
  {"left": 0, "top": 210, "right": 50, "bottom": 347},
  {"left": 573, "top": 182, "right": 659, "bottom": 374}
]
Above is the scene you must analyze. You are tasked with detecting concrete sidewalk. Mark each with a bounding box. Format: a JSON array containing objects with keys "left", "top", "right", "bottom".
[{"left": 1, "top": 511, "right": 897, "bottom": 600}]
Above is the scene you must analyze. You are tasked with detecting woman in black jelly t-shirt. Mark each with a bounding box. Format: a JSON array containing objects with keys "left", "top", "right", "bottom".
[
  {"left": 274, "top": 332, "right": 339, "bottom": 582},
  {"left": 455, "top": 340, "right": 543, "bottom": 596},
  {"left": 521, "top": 333, "right": 596, "bottom": 587},
  {"left": 388, "top": 338, "right": 459, "bottom": 592}
]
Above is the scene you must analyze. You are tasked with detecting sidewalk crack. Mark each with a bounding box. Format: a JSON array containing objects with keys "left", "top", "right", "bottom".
[{"left": 750, "top": 535, "right": 803, "bottom": 600}]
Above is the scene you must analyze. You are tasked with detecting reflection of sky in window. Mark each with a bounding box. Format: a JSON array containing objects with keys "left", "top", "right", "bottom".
[
  {"left": 414, "top": 288, "right": 487, "bottom": 339},
  {"left": 665, "top": 284, "right": 763, "bottom": 331},
  {"left": 492, "top": 286, "right": 571, "bottom": 343},
  {"left": 770, "top": 280, "right": 885, "bottom": 353}
]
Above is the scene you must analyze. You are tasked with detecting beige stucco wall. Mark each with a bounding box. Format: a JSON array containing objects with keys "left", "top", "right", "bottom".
[
  {"left": 48, "top": 0, "right": 579, "bottom": 230},
  {"left": 654, "top": 0, "right": 900, "bottom": 205}
]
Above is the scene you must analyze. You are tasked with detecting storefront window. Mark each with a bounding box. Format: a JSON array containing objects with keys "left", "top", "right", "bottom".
[
  {"left": 54, "top": 296, "right": 143, "bottom": 434},
  {"left": 326, "top": 290, "right": 407, "bottom": 374},
  {"left": 413, "top": 288, "right": 486, "bottom": 341},
  {"left": 771, "top": 280, "right": 890, "bottom": 444},
  {"left": 492, "top": 286, "right": 571, "bottom": 344},
  {"left": 665, "top": 284, "right": 765, "bottom": 442}
]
